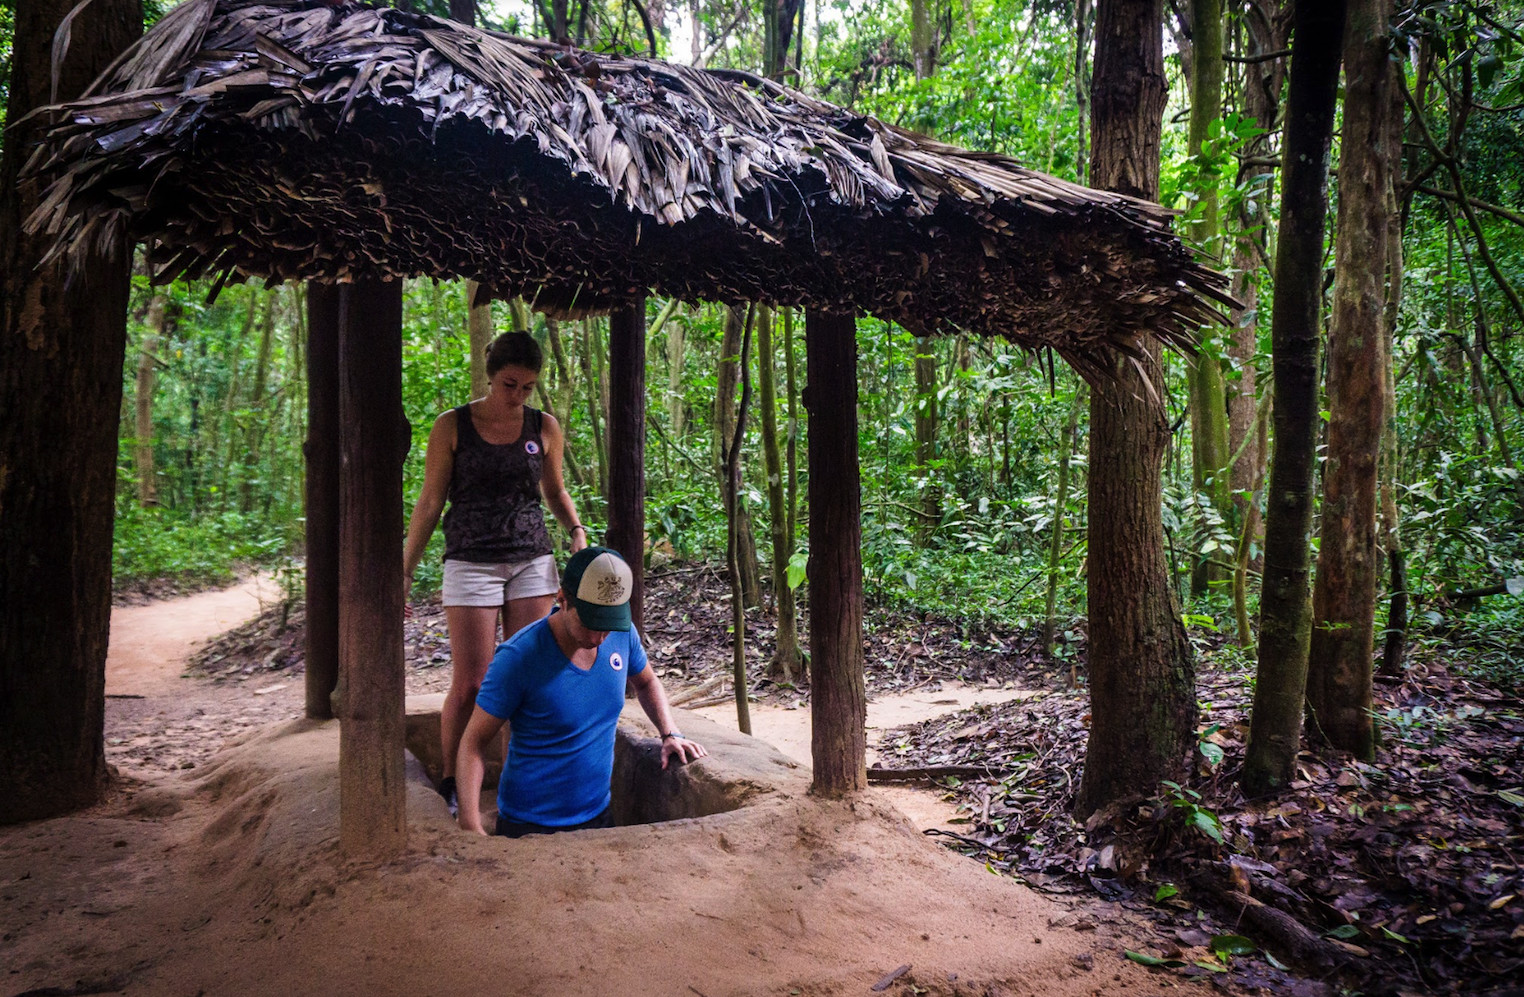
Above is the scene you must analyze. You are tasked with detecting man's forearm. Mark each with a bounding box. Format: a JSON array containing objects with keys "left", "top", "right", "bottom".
[
  {"left": 635, "top": 673, "right": 680, "bottom": 736},
  {"left": 455, "top": 740, "right": 489, "bottom": 834}
]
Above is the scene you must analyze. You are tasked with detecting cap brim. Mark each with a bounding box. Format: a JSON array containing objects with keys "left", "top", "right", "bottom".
[{"left": 574, "top": 599, "right": 632, "bottom": 632}]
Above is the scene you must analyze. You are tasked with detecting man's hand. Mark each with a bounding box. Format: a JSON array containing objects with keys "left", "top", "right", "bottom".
[{"left": 660, "top": 735, "right": 708, "bottom": 769}]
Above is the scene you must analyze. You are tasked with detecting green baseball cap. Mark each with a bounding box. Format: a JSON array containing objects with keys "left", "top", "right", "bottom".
[{"left": 561, "top": 546, "right": 633, "bottom": 632}]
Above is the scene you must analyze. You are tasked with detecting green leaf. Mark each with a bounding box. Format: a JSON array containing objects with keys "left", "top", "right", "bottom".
[
  {"left": 1192, "top": 959, "right": 1229, "bottom": 973},
  {"left": 1498, "top": 789, "right": 1524, "bottom": 807},
  {"left": 1210, "top": 934, "right": 1258, "bottom": 957},
  {"left": 1191, "top": 810, "right": 1225, "bottom": 844},
  {"left": 786, "top": 550, "right": 808, "bottom": 590},
  {"left": 1326, "top": 924, "right": 1361, "bottom": 940},
  {"left": 1381, "top": 927, "right": 1410, "bottom": 944},
  {"left": 1199, "top": 742, "right": 1225, "bottom": 767},
  {"left": 1125, "top": 951, "right": 1187, "bottom": 968},
  {"left": 1154, "top": 883, "right": 1180, "bottom": 901}
]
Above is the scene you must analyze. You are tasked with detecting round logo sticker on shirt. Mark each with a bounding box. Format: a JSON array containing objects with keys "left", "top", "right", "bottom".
[
  {"left": 610, "top": 652, "right": 624, "bottom": 671},
  {"left": 524, "top": 440, "right": 541, "bottom": 455}
]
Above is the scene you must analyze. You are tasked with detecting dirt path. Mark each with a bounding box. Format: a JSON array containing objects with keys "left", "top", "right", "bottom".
[
  {"left": 695, "top": 686, "right": 1033, "bottom": 832},
  {"left": 107, "top": 573, "right": 281, "bottom": 696}
]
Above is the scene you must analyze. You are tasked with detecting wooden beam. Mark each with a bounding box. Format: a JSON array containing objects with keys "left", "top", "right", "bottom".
[
  {"left": 606, "top": 297, "right": 647, "bottom": 631},
  {"left": 304, "top": 283, "right": 340, "bottom": 720},
  {"left": 804, "top": 308, "right": 867, "bottom": 794},
  {"left": 337, "top": 276, "right": 407, "bottom": 858}
]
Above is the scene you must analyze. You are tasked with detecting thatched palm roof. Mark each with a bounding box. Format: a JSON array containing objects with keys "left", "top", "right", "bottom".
[{"left": 27, "top": 0, "right": 1230, "bottom": 371}]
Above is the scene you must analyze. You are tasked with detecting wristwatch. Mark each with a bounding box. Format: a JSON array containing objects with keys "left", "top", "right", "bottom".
[{"left": 661, "top": 730, "right": 684, "bottom": 740}]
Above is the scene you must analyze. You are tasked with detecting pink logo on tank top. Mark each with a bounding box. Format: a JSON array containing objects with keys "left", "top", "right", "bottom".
[{"left": 524, "top": 440, "right": 541, "bottom": 455}]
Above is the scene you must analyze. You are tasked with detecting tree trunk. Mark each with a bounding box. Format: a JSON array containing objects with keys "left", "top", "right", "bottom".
[
  {"left": 1186, "top": 0, "right": 1231, "bottom": 597},
  {"left": 0, "top": 0, "right": 141, "bottom": 825},
  {"left": 716, "top": 306, "right": 762, "bottom": 608},
  {"left": 913, "top": 338, "right": 941, "bottom": 537},
  {"left": 1242, "top": 0, "right": 1347, "bottom": 798},
  {"left": 757, "top": 306, "right": 803, "bottom": 682},
  {"left": 911, "top": 0, "right": 936, "bottom": 78},
  {"left": 336, "top": 277, "right": 408, "bottom": 859},
  {"left": 606, "top": 298, "right": 647, "bottom": 632},
  {"left": 1044, "top": 383, "right": 1086, "bottom": 667},
  {"left": 305, "top": 284, "right": 341, "bottom": 720},
  {"left": 1379, "top": 85, "right": 1407, "bottom": 678},
  {"left": 1074, "top": 0, "right": 1197, "bottom": 821},
  {"left": 241, "top": 292, "right": 277, "bottom": 513},
  {"left": 1227, "top": 0, "right": 1287, "bottom": 527},
  {"left": 1306, "top": 0, "right": 1396, "bottom": 760},
  {"left": 806, "top": 309, "right": 867, "bottom": 796},
  {"left": 136, "top": 294, "right": 167, "bottom": 507},
  {"left": 1075, "top": 0, "right": 1094, "bottom": 183},
  {"left": 725, "top": 309, "right": 756, "bottom": 735},
  {"left": 666, "top": 311, "right": 687, "bottom": 437},
  {"left": 579, "top": 319, "right": 607, "bottom": 503},
  {"left": 466, "top": 280, "right": 491, "bottom": 398}
]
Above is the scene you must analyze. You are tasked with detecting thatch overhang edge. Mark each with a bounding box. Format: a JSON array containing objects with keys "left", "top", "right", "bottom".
[{"left": 24, "top": 0, "right": 1235, "bottom": 372}]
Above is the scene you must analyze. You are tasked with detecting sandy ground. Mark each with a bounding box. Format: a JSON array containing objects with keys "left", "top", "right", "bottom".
[{"left": 0, "top": 581, "right": 1225, "bottom": 997}]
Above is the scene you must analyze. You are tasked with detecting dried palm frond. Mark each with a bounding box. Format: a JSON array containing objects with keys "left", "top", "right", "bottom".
[{"left": 26, "top": 0, "right": 1233, "bottom": 372}]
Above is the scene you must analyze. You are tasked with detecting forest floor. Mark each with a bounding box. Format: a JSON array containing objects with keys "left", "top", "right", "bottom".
[{"left": 3, "top": 566, "right": 1517, "bottom": 995}]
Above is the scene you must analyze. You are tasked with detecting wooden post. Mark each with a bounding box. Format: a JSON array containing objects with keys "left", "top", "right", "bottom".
[
  {"left": 804, "top": 308, "right": 867, "bottom": 794},
  {"left": 337, "top": 277, "right": 407, "bottom": 858},
  {"left": 304, "top": 283, "right": 340, "bottom": 720},
  {"left": 606, "top": 297, "right": 647, "bottom": 631}
]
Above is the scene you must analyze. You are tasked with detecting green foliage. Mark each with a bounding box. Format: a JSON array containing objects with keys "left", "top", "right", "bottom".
[{"left": 113, "top": 504, "right": 291, "bottom": 588}]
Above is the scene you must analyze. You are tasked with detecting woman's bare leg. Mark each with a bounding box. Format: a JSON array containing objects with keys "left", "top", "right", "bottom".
[
  {"left": 503, "top": 594, "right": 554, "bottom": 643},
  {"left": 441, "top": 605, "right": 500, "bottom": 779}
]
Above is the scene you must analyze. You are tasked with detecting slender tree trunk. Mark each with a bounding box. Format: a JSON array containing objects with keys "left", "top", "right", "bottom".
[
  {"left": 784, "top": 307, "right": 801, "bottom": 592},
  {"left": 757, "top": 306, "right": 803, "bottom": 682},
  {"left": 1074, "top": 0, "right": 1197, "bottom": 820},
  {"left": 666, "top": 311, "right": 687, "bottom": 437},
  {"left": 1228, "top": 0, "right": 1287, "bottom": 528},
  {"left": 1075, "top": 0, "right": 1094, "bottom": 183},
  {"left": 1234, "top": 387, "right": 1273, "bottom": 649},
  {"left": 1379, "top": 86, "right": 1408, "bottom": 678},
  {"left": 466, "top": 281, "right": 491, "bottom": 398},
  {"left": 579, "top": 319, "right": 607, "bottom": 503},
  {"left": 1242, "top": 0, "right": 1347, "bottom": 798},
  {"left": 136, "top": 294, "right": 167, "bottom": 507},
  {"left": 716, "top": 306, "right": 762, "bottom": 608},
  {"left": 0, "top": 0, "right": 141, "bottom": 824},
  {"left": 913, "top": 339, "right": 941, "bottom": 537},
  {"left": 336, "top": 278, "right": 407, "bottom": 859},
  {"left": 806, "top": 309, "right": 867, "bottom": 795},
  {"left": 1186, "top": 0, "right": 1231, "bottom": 597},
  {"left": 1307, "top": 0, "right": 1396, "bottom": 761},
  {"left": 1044, "top": 383, "right": 1086, "bottom": 667},
  {"left": 726, "top": 309, "right": 755, "bottom": 735},
  {"left": 241, "top": 292, "right": 277, "bottom": 512}
]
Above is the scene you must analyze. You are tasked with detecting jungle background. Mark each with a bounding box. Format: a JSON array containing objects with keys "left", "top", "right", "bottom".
[{"left": 3, "top": 0, "right": 1523, "bottom": 992}]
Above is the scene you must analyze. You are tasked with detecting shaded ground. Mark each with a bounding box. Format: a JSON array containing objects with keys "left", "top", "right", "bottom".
[{"left": 885, "top": 651, "right": 1524, "bottom": 995}]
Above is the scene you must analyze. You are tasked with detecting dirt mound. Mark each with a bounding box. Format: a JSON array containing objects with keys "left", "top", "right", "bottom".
[{"left": 2, "top": 711, "right": 1202, "bottom": 997}]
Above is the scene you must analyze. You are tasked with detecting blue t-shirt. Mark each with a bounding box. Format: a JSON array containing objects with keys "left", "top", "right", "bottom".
[{"left": 476, "top": 612, "right": 647, "bottom": 826}]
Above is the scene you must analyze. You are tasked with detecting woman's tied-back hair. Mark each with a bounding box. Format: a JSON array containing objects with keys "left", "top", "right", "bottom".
[{"left": 484, "top": 331, "right": 544, "bottom": 376}]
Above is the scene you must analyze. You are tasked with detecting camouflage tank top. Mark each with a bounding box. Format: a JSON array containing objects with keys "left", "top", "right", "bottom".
[{"left": 441, "top": 404, "right": 552, "bottom": 563}]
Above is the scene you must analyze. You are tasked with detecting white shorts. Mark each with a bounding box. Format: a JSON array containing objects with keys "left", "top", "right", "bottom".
[{"left": 441, "top": 554, "right": 559, "bottom": 608}]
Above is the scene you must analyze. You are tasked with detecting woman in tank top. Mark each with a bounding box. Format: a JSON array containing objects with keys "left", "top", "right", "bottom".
[{"left": 402, "top": 332, "right": 588, "bottom": 816}]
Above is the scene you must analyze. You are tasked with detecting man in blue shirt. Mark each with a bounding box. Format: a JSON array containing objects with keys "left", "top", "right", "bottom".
[{"left": 456, "top": 546, "right": 708, "bottom": 837}]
